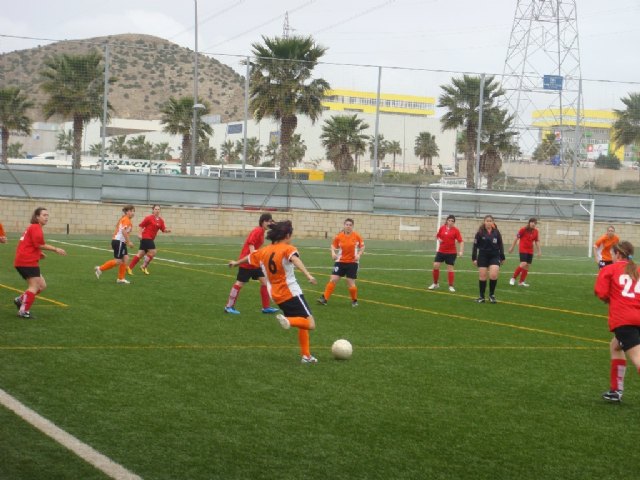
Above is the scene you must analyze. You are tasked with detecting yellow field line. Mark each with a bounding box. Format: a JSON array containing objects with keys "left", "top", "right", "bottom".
[{"left": 0, "top": 283, "right": 68, "bottom": 307}]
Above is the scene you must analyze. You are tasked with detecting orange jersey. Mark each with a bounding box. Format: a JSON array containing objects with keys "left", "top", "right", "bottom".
[
  {"left": 112, "top": 215, "right": 133, "bottom": 242},
  {"left": 0, "top": 223, "right": 5, "bottom": 236},
  {"left": 595, "top": 234, "right": 619, "bottom": 262},
  {"left": 332, "top": 231, "right": 364, "bottom": 263},
  {"left": 248, "top": 243, "right": 303, "bottom": 304}
]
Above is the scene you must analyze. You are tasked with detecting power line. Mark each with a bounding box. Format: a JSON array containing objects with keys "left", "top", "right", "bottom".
[{"left": 312, "top": 0, "right": 397, "bottom": 35}]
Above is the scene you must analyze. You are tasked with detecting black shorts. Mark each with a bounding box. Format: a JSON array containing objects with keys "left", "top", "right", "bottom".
[
  {"left": 519, "top": 253, "right": 534, "bottom": 264},
  {"left": 237, "top": 267, "right": 264, "bottom": 283},
  {"left": 434, "top": 252, "right": 457, "bottom": 266},
  {"left": 332, "top": 262, "right": 359, "bottom": 279},
  {"left": 599, "top": 260, "right": 613, "bottom": 269},
  {"left": 278, "top": 294, "right": 312, "bottom": 318},
  {"left": 613, "top": 326, "right": 640, "bottom": 351},
  {"left": 112, "top": 239, "right": 128, "bottom": 260},
  {"left": 476, "top": 253, "right": 502, "bottom": 268},
  {"left": 15, "top": 266, "right": 41, "bottom": 280},
  {"left": 139, "top": 239, "right": 156, "bottom": 251}
]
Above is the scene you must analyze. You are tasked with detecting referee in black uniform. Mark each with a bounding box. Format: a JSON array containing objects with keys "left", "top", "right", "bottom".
[{"left": 472, "top": 215, "right": 505, "bottom": 303}]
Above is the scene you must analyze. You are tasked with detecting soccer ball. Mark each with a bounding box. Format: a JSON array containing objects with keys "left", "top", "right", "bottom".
[{"left": 331, "top": 339, "right": 353, "bottom": 360}]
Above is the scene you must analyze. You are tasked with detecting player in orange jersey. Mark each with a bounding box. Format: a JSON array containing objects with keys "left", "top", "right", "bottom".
[
  {"left": 593, "top": 225, "right": 620, "bottom": 269},
  {"left": 229, "top": 220, "right": 319, "bottom": 363},
  {"left": 95, "top": 205, "right": 135, "bottom": 284},
  {"left": 317, "top": 218, "right": 365, "bottom": 307},
  {"left": 14, "top": 207, "right": 67, "bottom": 319}
]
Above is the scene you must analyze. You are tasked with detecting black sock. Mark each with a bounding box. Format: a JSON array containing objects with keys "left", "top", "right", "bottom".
[
  {"left": 479, "top": 280, "right": 487, "bottom": 297},
  {"left": 490, "top": 279, "right": 497, "bottom": 295}
]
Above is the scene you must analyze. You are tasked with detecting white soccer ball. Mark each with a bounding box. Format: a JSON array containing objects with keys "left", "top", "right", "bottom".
[{"left": 331, "top": 339, "right": 353, "bottom": 360}]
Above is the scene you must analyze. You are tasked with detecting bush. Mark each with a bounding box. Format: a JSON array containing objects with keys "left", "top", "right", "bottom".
[{"left": 594, "top": 154, "right": 621, "bottom": 170}]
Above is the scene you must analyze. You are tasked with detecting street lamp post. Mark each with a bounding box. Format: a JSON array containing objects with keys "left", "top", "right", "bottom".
[{"left": 190, "top": 0, "right": 199, "bottom": 175}]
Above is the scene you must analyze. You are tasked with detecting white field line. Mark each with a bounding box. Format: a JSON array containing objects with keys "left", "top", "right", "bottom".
[{"left": 0, "top": 388, "right": 142, "bottom": 480}]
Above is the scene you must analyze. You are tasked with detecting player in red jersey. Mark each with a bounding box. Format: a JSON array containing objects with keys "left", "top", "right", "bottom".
[
  {"left": 317, "top": 218, "right": 365, "bottom": 307},
  {"left": 428, "top": 214, "right": 464, "bottom": 293},
  {"left": 224, "top": 213, "right": 278, "bottom": 315},
  {"left": 127, "top": 205, "right": 171, "bottom": 275},
  {"left": 14, "top": 207, "right": 67, "bottom": 319},
  {"left": 594, "top": 241, "right": 640, "bottom": 403},
  {"left": 229, "top": 220, "right": 319, "bottom": 363},
  {"left": 508, "top": 217, "right": 541, "bottom": 287},
  {"left": 0, "top": 222, "right": 7, "bottom": 243}
]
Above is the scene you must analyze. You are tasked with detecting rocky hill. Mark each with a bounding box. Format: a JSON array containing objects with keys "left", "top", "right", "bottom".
[{"left": 0, "top": 33, "right": 246, "bottom": 123}]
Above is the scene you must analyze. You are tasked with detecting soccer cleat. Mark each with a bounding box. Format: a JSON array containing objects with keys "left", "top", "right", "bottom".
[
  {"left": 518, "top": 282, "right": 530, "bottom": 287},
  {"left": 489, "top": 295, "right": 497, "bottom": 304},
  {"left": 17, "top": 311, "right": 34, "bottom": 319},
  {"left": 602, "top": 390, "right": 623, "bottom": 402},
  {"left": 94, "top": 266, "right": 102, "bottom": 279},
  {"left": 126, "top": 266, "right": 133, "bottom": 275},
  {"left": 140, "top": 267, "right": 150, "bottom": 275},
  {"left": 317, "top": 296, "right": 327, "bottom": 305},
  {"left": 14, "top": 296, "right": 22, "bottom": 310},
  {"left": 116, "top": 279, "right": 131, "bottom": 284},
  {"left": 475, "top": 297, "right": 485, "bottom": 303},
  {"left": 276, "top": 314, "right": 290, "bottom": 330},
  {"left": 352, "top": 300, "right": 358, "bottom": 307},
  {"left": 261, "top": 307, "right": 279, "bottom": 314},
  {"left": 509, "top": 278, "right": 516, "bottom": 286},
  {"left": 428, "top": 283, "right": 439, "bottom": 290},
  {"left": 224, "top": 306, "right": 240, "bottom": 315},
  {"left": 301, "top": 355, "right": 318, "bottom": 364},
  {"left": 449, "top": 286, "right": 456, "bottom": 292}
]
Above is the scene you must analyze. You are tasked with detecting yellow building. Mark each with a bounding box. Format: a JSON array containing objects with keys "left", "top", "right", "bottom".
[
  {"left": 322, "top": 89, "right": 435, "bottom": 117},
  {"left": 532, "top": 108, "right": 626, "bottom": 160}
]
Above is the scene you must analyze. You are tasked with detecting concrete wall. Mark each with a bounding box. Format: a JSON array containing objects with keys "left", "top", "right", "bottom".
[{"left": 2, "top": 197, "right": 638, "bottom": 251}]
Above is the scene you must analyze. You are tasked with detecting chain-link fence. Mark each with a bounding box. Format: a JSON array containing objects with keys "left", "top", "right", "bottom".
[{"left": 1, "top": 34, "right": 639, "bottom": 195}]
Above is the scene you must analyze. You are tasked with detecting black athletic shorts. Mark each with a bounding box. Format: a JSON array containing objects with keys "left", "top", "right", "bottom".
[
  {"left": 139, "top": 239, "right": 156, "bottom": 251},
  {"left": 519, "top": 253, "right": 534, "bottom": 264},
  {"left": 476, "top": 253, "right": 502, "bottom": 268},
  {"left": 435, "top": 252, "right": 457, "bottom": 266},
  {"left": 332, "top": 262, "right": 359, "bottom": 279},
  {"left": 237, "top": 267, "right": 264, "bottom": 283},
  {"left": 614, "top": 326, "right": 640, "bottom": 352},
  {"left": 599, "top": 260, "right": 613, "bottom": 269},
  {"left": 278, "top": 294, "right": 312, "bottom": 318},
  {"left": 112, "top": 239, "right": 128, "bottom": 259},
  {"left": 15, "top": 266, "right": 41, "bottom": 280}
]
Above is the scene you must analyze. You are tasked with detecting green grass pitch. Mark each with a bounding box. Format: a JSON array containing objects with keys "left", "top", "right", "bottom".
[{"left": 1, "top": 234, "right": 638, "bottom": 479}]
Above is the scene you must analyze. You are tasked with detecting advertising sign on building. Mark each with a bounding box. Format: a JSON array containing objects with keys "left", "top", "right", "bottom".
[
  {"left": 587, "top": 143, "right": 609, "bottom": 160},
  {"left": 543, "top": 75, "right": 564, "bottom": 90}
]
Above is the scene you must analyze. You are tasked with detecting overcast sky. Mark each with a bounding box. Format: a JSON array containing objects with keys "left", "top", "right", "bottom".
[{"left": 1, "top": 0, "right": 638, "bottom": 110}]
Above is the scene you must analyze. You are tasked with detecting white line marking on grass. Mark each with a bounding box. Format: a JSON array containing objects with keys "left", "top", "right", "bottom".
[{"left": 0, "top": 388, "right": 142, "bottom": 480}]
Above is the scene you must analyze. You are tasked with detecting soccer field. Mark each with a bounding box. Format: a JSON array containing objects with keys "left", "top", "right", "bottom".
[{"left": 1, "top": 235, "right": 638, "bottom": 480}]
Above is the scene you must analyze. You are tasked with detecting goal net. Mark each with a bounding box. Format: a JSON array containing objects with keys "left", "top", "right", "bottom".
[{"left": 430, "top": 190, "right": 595, "bottom": 257}]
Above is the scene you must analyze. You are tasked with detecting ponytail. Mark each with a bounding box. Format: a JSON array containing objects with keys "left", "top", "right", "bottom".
[{"left": 614, "top": 241, "right": 639, "bottom": 282}]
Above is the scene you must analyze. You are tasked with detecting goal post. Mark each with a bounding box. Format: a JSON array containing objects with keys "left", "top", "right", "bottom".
[{"left": 430, "top": 190, "right": 595, "bottom": 257}]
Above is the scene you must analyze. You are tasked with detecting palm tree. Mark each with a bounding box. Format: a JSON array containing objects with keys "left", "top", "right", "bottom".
[
  {"left": 56, "top": 130, "right": 74, "bottom": 156},
  {"left": 160, "top": 96, "right": 212, "bottom": 174},
  {"left": 126, "top": 135, "right": 153, "bottom": 160},
  {"left": 386, "top": 140, "right": 402, "bottom": 172},
  {"left": 414, "top": 132, "right": 439, "bottom": 173},
  {"left": 264, "top": 139, "right": 279, "bottom": 167},
  {"left": 249, "top": 35, "right": 330, "bottom": 175},
  {"left": 108, "top": 135, "right": 128, "bottom": 159},
  {"left": 532, "top": 133, "right": 560, "bottom": 163},
  {"left": 89, "top": 143, "right": 103, "bottom": 156},
  {"left": 245, "top": 137, "right": 263, "bottom": 166},
  {"left": 40, "top": 51, "right": 115, "bottom": 169},
  {"left": 153, "top": 142, "right": 172, "bottom": 161},
  {"left": 289, "top": 134, "right": 307, "bottom": 166},
  {"left": 320, "top": 114, "right": 370, "bottom": 176},
  {"left": 0, "top": 87, "right": 34, "bottom": 164},
  {"left": 438, "top": 75, "right": 505, "bottom": 188},
  {"left": 369, "top": 134, "right": 387, "bottom": 170},
  {"left": 220, "top": 140, "right": 239, "bottom": 164},
  {"left": 479, "top": 108, "right": 516, "bottom": 189},
  {"left": 612, "top": 93, "right": 640, "bottom": 173}
]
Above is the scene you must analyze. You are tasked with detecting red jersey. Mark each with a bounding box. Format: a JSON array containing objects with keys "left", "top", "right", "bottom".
[
  {"left": 248, "top": 243, "right": 302, "bottom": 304},
  {"left": 516, "top": 227, "right": 539, "bottom": 254},
  {"left": 238, "top": 226, "right": 266, "bottom": 270},
  {"left": 14, "top": 223, "right": 45, "bottom": 267},
  {"left": 139, "top": 214, "right": 167, "bottom": 240},
  {"left": 332, "top": 231, "right": 364, "bottom": 263},
  {"left": 594, "top": 260, "right": 640, "bottom": 331},
  {"left": 436, "top": 225, "right": 463, "bottom": 254}
]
